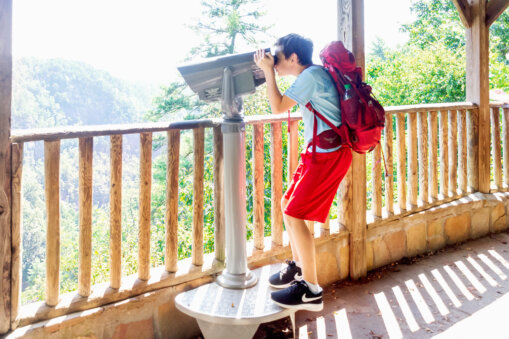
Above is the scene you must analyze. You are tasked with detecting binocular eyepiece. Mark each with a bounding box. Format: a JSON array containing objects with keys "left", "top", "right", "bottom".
[{"left": 272, "top": 53, "right": 279, "bottom": 66}]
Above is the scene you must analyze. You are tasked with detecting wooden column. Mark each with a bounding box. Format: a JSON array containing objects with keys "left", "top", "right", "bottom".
[
  {"left": 288, "top": 121, "right": 299, "bottom": 177},
  {"left": 253, "top": 124, "right": 265, "bottom": 250},
  {"left": 491, "top": 107, "right": 502, "bottom": 189},
  {"left": 10, "top": 143, "right": 22, "bottom": 329},
  {"left": 337, "top": 168, "right": 352, "bottom": 229},
  {"left": 408, "top": 113, "right": 418, "bottom": 208},
  {"left": 449, "top": 110, "right": 458, "bottom": 195},
  {"left": 109, "top": 135, "right": 122, "bottom": 288},
  {"left": 396, "top": 114, "right": 407, "bottom": 211},
  {"left": 467, "top": 108, "right": 479, "bottom": 191},
  {"left": 466, "top": 0, "right": 490, "bottom": 193},
  {"left": 503, "top": 108, "right": 509, "bottom": 187},
  {"left": 439, "top": 110, "right": 449, "bottom": 197},
  {"left": 429, "top": 111, "right": 439, "bottom": 200},
  {"left": 138, "top": 132, "right": 152, "bottom": 280},
  {"left": 0, "top": 0, "right": 12, "bottom": 332},
  {"left": 270, "top": 123, "right": 283, "bottom": 246},
  {"left": 78, "top": 137, "right": 93, "bottom": 297},
  {"left": 213, "top": 127, "right": 225, "bottom": 262},
  {"left": 417, "top": 111, "right": 428, "bottom": 205},
  {"left": 458, "top": 110, "right": 468, "bottom": 193},
  {"left": 192, "top": 128, "right": 205, "bottom": 266},
  {"left": 45, "top": 140, "right": 60, "bottom": 306},
  {"left": 166, "top": 130, "right": 180, "bottom": 272},
  {"left": 383, "top": 114, "right": 394, "bottom": 214},
  {"left": 339, "top": 0, "right": 366, "bottom": 279},
  {"left": 371, "top": 144, "right": 382, "bottom": 218}
]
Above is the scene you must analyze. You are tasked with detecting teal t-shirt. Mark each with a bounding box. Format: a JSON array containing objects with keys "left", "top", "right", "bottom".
[{"left": 284, "top": 65, "right": 341, "bottom": 152}]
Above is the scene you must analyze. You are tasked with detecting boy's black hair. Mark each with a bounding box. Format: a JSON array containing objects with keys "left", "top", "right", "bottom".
[{"left": 275, "top": 33, "right": 313, "bottom": 66}]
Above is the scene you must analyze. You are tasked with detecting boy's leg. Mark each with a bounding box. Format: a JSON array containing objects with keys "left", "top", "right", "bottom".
[
  {"left": 281, "top": 197, "right": 300, "bottom": 263},
  {"left": 285, "top": 214, "right": 317, "bottom": 285}
]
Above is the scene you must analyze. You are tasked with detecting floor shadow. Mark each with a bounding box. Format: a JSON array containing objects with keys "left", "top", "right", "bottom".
[{"left": 256, "top": 231, "right": 509, "bottom": 338}]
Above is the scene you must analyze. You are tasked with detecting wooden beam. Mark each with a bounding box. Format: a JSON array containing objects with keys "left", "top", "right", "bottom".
[
  {"left": 486, "top": 0, "right": 509, "bottom": 27},
  {"left": 466, "top": 0, "right": 490, "bottom": 193},
  {"left": 0, "top": 0, "right": 12, "bottom": 333},
  {"left": 452, "top": 0, "right": 473, "bottom": 27},
  {"left": 338, "top": 0, "right": 367, "bottom": 280}
]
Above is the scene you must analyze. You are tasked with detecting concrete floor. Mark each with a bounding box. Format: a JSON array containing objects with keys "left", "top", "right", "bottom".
[{"left": 254, "top": 230, "right": 509, "bottom": 339}]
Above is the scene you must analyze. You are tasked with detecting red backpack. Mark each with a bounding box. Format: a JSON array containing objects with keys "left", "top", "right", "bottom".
[{"left": 306, "top": 41, "right": 385, "bottom": 156}]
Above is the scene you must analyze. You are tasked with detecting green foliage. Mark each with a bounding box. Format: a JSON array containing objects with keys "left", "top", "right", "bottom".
[
  {"left": 146, "top": 0, "right": 271, "bottom": 123},
  {"left": 368, "top": 0, "right": 508, "bottom": 106},
  {"left": 189, "top": 0, "right": 271, "bottom": 58},
  {"left": 13, "top": 58, "right": 156, "bottom": 129},
  {"left": 367, "top": 43, "right": 466, "bottom": 106},
  {"left": 402, "top": 0, "right": 465, "bottom": 50}
]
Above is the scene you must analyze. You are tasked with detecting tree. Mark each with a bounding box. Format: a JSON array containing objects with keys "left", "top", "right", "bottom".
[
  {"left": 146, "top": 0, "right": 271, "bottom": 122},
  {"left": 189, "top": 0, "right": 271, "bottom": 58},
  {"left": 402, "top": 0, "right": 508, "bottom": 63},
  {"left": 367, "top": 0, "right": 509, "bottom": 106}
]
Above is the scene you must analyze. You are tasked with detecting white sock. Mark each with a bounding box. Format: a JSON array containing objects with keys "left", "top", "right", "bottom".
[{"left": 305, "top": 280, "right": 322, "bottom": 294}]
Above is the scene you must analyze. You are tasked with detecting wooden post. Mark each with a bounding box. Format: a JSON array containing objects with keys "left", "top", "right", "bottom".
[
  {"left": 417, "top": 111, "right": 428, "bottom": 205},
  {"left": 467, "top": 108, "right": 479, "bottom": 191},
  {"left": 45, "top": 140, "right": 60, "bottom": 306},
  {"left": 458, "top": 110, "right": 468, "bottom": 193},
  {"left": 10, "top": 143, "right": 22, "bottom": 329},
  {"left": 0, "top": 0, "right": 12, "bottom": 332},
  {"left": 449, "top": 110, "right": 458, "bottom": 195},
  {"left": 339, "top": 0, "right": 366, "bottom": 279},
  {"left": 109, "top": 135, "right": 122, "bottom": 288},
  {"left": 288, "top": 121, "right": 299, "bottom": 178},
  {"left": 270, "top": 123, "right": 283, "bottom": 246},
  {"left": 466, "top": 0, "right": 490, "bottom": 193},
  {"left": 408, "top": 113, "right": 418, "bottom": 208},
  {"left": 337, "top": 168, "right": 352, "bottom": 229},
  {"left": 139, "top": 132, "right": 152, "bottom": 280},
  {"left": 192, "top": 128, "right": 205, "bottom": 266},
  {"left": 253, "top": 124, "right": 265, "bottom": 250},
  {"left": 213, "top": 127, "right": 225, "bottom": 262},
  {"left": 429, "top": 111, "right": 439, "bottom": 200},
  {"left": 491, "top": 107, "right": 502, "bottom": 189},
  {"left": 166, "top": 130, "right": 180, "bottom": 272},
  {"left": 503, "top": 108, "right": 509, "bottom": 187},
  {"left": 383, "top": 114, "right": 394, "bottom": 214},
  {"left": 371, "top": 144, "right": 382, "bottom": 218},
  {"left": 78, "top": 137, "right": 93, "bottom": 297},
  {"left": 396, "top": 114, "right": 407, "bottom": 211},
  {"left": 439, "top": 110, "right": 449, "bottom": 197}
]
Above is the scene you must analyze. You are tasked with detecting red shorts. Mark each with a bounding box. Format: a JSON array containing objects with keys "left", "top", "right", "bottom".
[{"left": 284, "top": 147, "right": 352, "bottom": 223}]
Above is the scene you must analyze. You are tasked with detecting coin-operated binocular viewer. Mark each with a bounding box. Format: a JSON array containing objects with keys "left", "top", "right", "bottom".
[{"left": 178, "top": 49, "right": 269, "bottom": 289}]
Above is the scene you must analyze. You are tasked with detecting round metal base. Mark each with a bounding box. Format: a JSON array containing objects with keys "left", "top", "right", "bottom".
[{"left": 216, "top": 269, "right": 258, "bottom": 289}]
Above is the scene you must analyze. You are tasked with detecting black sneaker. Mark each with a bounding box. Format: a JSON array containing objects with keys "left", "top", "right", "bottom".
[
  {"left": 271, "top": 280, "right": 323, "bottom": 311},
  {"left": 269, "top": 260, "right": 303, "bottom": 288}
]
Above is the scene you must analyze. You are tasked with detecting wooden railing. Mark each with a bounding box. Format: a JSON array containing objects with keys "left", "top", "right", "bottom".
[
  {"left": 489, "top": 103, "right": 509, "bottom": 192},
  {"left": 11, "top": 101, "right": 506, "bottom": 328},
  {"left": 368, "top": 102, "right": 479, "bottom": 227}
]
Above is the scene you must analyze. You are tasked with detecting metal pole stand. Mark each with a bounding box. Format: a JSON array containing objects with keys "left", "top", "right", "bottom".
[
  {"left": 216, "top": 66, "right": 257, "bottom": 289},
  {"left": 216, "top": 120, "right": 257, "bottom": 289}
]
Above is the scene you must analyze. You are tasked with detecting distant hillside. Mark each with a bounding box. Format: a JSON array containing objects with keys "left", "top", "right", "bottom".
[{"left": 12, "top": 57, "right": 158, "bottom": 129}]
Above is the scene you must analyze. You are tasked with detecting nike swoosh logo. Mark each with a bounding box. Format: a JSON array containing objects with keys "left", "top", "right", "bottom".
[
  {"left": 294, "top": 273, "right": 302, "bottom": 281},
  {"left": 302, "top": 294, "right": 322, "bottom": 302}
]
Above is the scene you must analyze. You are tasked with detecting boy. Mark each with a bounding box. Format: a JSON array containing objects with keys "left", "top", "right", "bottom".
[{"left": 254, "top": 34, "right": 352, "bottom": 311}]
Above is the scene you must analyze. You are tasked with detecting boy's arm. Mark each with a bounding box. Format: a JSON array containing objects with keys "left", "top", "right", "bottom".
[
  {"left": 263, "top": 70, "right": 297, "bottom": 114},
  {"left": 254, "top": 49, "right": 296, "bottom": 114}
]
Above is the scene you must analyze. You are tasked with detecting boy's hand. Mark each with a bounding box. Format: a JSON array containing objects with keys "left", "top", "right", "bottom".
[{"left": 254, "top": 49, "right": 274, "bottom": 75}]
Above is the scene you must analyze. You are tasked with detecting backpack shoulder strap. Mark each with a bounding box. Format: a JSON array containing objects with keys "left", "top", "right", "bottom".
[{"left": 305, "top": 102, "right": 341, "bottom": 134}]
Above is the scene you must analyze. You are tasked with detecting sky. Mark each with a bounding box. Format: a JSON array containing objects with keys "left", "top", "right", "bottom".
[{"left": 13, "top": 0, "right": 414, "bottom": 86}]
